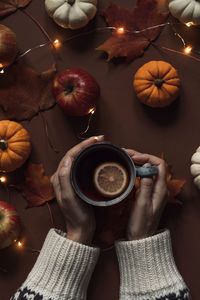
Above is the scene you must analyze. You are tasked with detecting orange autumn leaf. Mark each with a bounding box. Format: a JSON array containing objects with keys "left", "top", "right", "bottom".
[
  {"left": 167, "top": 179, "right": 186, "bottom": 200},
  {"left": 96, "top": 0, "right": 168, "bottom": 61},
  {"left": 22, "top": 163, "right": 55, "bottom": 208}
]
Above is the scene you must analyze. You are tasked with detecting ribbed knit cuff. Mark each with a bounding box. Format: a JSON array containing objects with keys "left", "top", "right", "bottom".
[
  {"left": 115, "top": 230, "right": 189, "bottom": 300},
  {"left": 22, "top": 229, "right": 100, "bottom": 300}
]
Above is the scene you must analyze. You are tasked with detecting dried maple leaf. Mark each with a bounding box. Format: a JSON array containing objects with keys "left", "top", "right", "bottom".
[
  {"left": 167, "top": 180, "right": 185, "bottom": 202},
  {"left": 22, "top": 163, "right": 55, "bottom": 208},
  {"left": 0, "top": 0, "right": 31, "bottom": 18},
  {"left": 0, "top": 61, "right": 56, "bottom": 120},
  {"left": 96, "top": 0, "right": 169, "bottom": 61}
]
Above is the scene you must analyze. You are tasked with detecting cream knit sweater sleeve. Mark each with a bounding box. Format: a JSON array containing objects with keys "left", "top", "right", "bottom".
[
  {"left": 115, "top": 230, "right": 190, "bottom": 300},
  {"left": 11, "top": 228, "right": 100, "bottom": 300}
]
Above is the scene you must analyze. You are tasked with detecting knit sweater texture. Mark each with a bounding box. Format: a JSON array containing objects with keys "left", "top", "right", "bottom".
[{"left": 11, "top": 229, "right": 190, "bottom": 300}]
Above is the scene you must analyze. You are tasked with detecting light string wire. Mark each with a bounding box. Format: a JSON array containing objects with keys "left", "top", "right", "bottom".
[
  {"left": 160, "top": 22, "right": 200, "bottom": 62},
  {"left": 0, "top": 242, "right": 40, "bottom": 273},
  {"left": 39, "top": 112, "right": 60, "bottom": 153},
  {"left": 0, "top": 23, "right": 198, "bottom": 80},
  {"left": 78, "top": 108, "right": 96, "bottom": 139},
  {"left": 0, "top": 21, "right": 198, "bottom": 263},
  {"left": 170, "top": 23, "right": 186, "bottom": 47},
  {"left": 7, "top": 205, "right": 51, "bottom": 255},
  {"left": 0, "top": 20, "right": 198, "bottom": 73},
  {"left": 20, "top": 9, "right": 59, "bottom": 70},
  {"left": 13, "top": 239, "right": 40, "bottom": 254},
  {"left": 17, "top": 26, "right": 117, "bottom": 60},
  {"left": 0, "top": 178, "right": 41, "bottom": 257},
  {"left": 1, "top": 21, "right": 199, "bottom": 136}
]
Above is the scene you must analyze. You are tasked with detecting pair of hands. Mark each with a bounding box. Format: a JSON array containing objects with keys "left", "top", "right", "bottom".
[{"left": 51, "top": 136, "right": 167, "bottom": 245}]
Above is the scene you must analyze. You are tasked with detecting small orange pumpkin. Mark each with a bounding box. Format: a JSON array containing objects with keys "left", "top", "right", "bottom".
[
  {"left": 0, "top": 120, "right": 31, "bottom": 172},
  {"left": 133, "top": 61, "right": 180, "bottom": 108}
]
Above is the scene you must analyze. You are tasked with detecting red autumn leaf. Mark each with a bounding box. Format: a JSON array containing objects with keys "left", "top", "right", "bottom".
[
  {"left": 0, "top": 0, "right": 31, "bottom": 18},
  {"left": 167, "top": 179, "right": 186, "bottom": 200},
  {"left": 96, "top": 0, "right": 169, "bottom": 61},
  {"left": 22, "top": 163, "right": 55, "bottom": 208},
  {"left": 0, "top": 61, "right": 56, "bottom": 120}
]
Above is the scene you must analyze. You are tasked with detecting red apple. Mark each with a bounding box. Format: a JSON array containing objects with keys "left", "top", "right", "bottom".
[
  {"left": 53, "top": 68, "right": 100, "bottom": 116},
  {"left": 0, "top": 200, "right": 21, "bottom": 249}
]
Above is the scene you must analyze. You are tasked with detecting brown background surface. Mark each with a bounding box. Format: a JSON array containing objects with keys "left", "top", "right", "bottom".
[{"left": 0, "top": 0, "right": 200, "bottom": 299}]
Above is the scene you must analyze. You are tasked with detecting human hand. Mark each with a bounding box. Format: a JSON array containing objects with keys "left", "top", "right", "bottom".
[
  {"left": 124, "top": 149, "right": 168, "bottom": 240},
  {"left": 51, "top": 135, "right": 104, "bottom": 245}
]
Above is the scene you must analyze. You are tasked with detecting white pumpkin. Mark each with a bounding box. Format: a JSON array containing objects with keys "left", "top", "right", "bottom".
[
  {"left": 169, "top": 0, "right": 200, "bottom": 25},
  {"left": 45, "top": 0, "right": 97, "bottom": 29},
  {"left": 191, "top": 146, "right": 200, "bottom": 188}
]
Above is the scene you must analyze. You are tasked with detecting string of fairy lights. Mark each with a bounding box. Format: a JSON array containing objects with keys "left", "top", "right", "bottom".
[
  {"left": 0, "top": 20, "right": 199, "bottom": 76},
  {"left": 0, "top": 20, "right": 200, "bottom": 260},
  {"left": 0, "top": 20, "right": 199, "bottom": 141}
]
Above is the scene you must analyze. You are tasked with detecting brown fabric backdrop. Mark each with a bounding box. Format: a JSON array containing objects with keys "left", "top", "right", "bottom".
[{"left": 0, "top": 0, "right": 200, "bottom": 299}]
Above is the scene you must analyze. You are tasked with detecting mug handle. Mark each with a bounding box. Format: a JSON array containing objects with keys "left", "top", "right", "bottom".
[{"left": 136, "top": 166, "right": 158, "bottom": 178}]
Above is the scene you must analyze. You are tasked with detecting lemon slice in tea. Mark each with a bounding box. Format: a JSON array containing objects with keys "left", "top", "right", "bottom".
[{"left": 94, "top": 162, "right": 128, "bottom": 198}]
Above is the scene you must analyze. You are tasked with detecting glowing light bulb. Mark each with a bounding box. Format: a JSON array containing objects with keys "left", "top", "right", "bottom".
[
  {"left": 185, "top": 22, "right": 194, "bottom": 27},
  {"left": 184, "top": 45, "right": 192, "bottom": 54},
  {"left": 116, "top": 27, "right": 125, "bottom": 35},
  {"left": 17, "top": 241, "right": 23, "bottom": 248},
  {"left": 13, "top": 239, "right": 23, "bottom": 249},
  {"left": 53, "top": 39, "right": 61, "bottom": 48},
  {"left": 0, "top": 63, "right": 4, "bottom": 74},
  {"left": 0, "top": 176, "right": 7, "bottom": 183},
  {"left": 88, "top": 108, "right": 96, "bottom": 114}
]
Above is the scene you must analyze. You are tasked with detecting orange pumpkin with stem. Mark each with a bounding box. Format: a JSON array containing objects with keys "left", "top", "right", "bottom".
[
  {"left": 133, "top": 61, "right": 180, "bottom": 108},
  {"left": 0, "top": 120, "right": 31, "bottom": 172}
]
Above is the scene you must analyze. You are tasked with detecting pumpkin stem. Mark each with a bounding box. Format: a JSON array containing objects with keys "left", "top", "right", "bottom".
[
  {"left": 154, "top": 78, "right": 165, "bottom": 88},
  {"left": 0, "top": 139, "right": 8, "bottom": 151},
  {"left": 68, "top": 0, "right": 75, "bottom": 5}
]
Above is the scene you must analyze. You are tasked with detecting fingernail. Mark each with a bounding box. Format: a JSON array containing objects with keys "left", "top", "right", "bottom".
[{"left": 94, "top": 135, "right": 104, "bottom": 141}]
